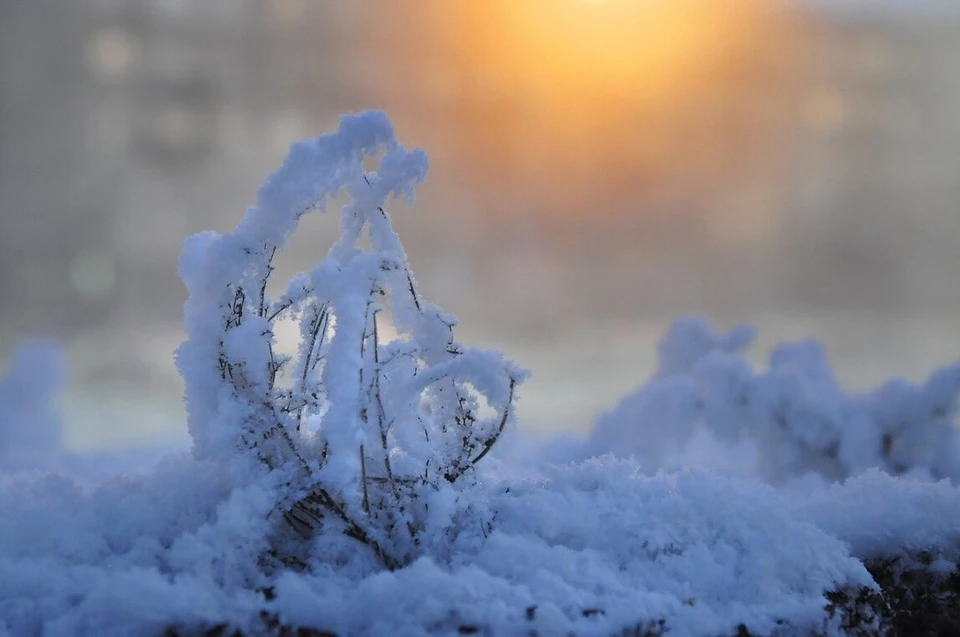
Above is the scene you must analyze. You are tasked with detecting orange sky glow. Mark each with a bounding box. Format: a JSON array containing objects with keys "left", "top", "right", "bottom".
[{"left": 374, "top": 0, "right": 810, "bottom": 247}]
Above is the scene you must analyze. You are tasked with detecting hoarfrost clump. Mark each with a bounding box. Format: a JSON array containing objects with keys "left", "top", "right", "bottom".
[
  {"left": 176, "top": 109, "right": 525, "bottom": 571},
  {"left": 585, "top": 317, "right": 960, "bottom": 484}
]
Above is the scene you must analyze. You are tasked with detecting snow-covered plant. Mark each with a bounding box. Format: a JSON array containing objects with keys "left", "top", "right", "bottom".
[
  {"left": 0, "top": 341, "right": 64, "bottom": 473},
  {"left": 586, "top": 317, "right": 960, "bottom": 484},
  {"left": 175, "top": 111, "right": 524, "bottom": 570}
]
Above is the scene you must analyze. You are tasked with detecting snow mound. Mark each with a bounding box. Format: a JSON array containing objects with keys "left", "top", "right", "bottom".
[
  {"left": 581, "top": 317, "right": 960, "bottom": 485},
  {"left": 0, "top": 456, "right": 894, "bottom": 636}
]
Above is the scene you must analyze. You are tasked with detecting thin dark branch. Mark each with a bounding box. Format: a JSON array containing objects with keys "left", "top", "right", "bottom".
[
  {"left": 377, "top": 206, "right": 422, "bottom": 312},
  {"left": 267, "top": 284, "right": 316, "bottom": 322},
  {"left": 371, "top": 317, "right": 404, "bottom": 521},
  {"left": 295, "top": 304, "right": 328, "bottom": 431},
  {"left": 445, "top": 376, "right": 517, "bottom": 484},
  {"left": 266, "top": 299, "right": 293, "bottom": 323},
  {"left": 259, "top": 246, "right": 278, "bottom": 318},
  {"left": 296, "top": 486, "right": 401, "bottom": 570},
  {"left": 360, "top": 445, "right": 371, "bottom": 514}
]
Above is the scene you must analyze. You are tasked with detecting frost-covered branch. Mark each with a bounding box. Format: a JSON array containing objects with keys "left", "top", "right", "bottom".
[{"left": 175, "top": 111, "right": 525, "bottom": 569}]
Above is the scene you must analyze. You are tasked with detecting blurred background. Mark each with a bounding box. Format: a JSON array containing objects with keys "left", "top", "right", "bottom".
[{"left": 1, "top": 0, "right": 959, "bottom": 451}]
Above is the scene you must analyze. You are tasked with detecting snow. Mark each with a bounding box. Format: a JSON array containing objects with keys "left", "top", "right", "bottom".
[
  {"left": 2, "top": 111, "right": 960, "bottom": 636},
  {"left": 7, "top": 449, "right": 959, "bottom": 636},
  {"left": 575, "top": 317, "right": 960, "bottom": 485},
  {"left": 796, "top": 470, "right": 960, "bottom": 561},
  {"left": 0, "top": 452, "right": 891, "bottom": 636}
]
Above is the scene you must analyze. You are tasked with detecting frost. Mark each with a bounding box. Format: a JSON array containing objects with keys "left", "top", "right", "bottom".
[
  {"left": 583, "top": 316, "right": 960, "bottom": 485},
  {"left": 174, "top": 110, "right": 524, "bottom": 570}
]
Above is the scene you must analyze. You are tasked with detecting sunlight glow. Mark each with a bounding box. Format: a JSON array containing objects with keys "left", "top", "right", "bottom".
[
  {"left": 449, "top": 0, "right": 772, "bottom": 102},
  {"left": 398, "top": 0, "right": 805, "bottom": 237}
]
